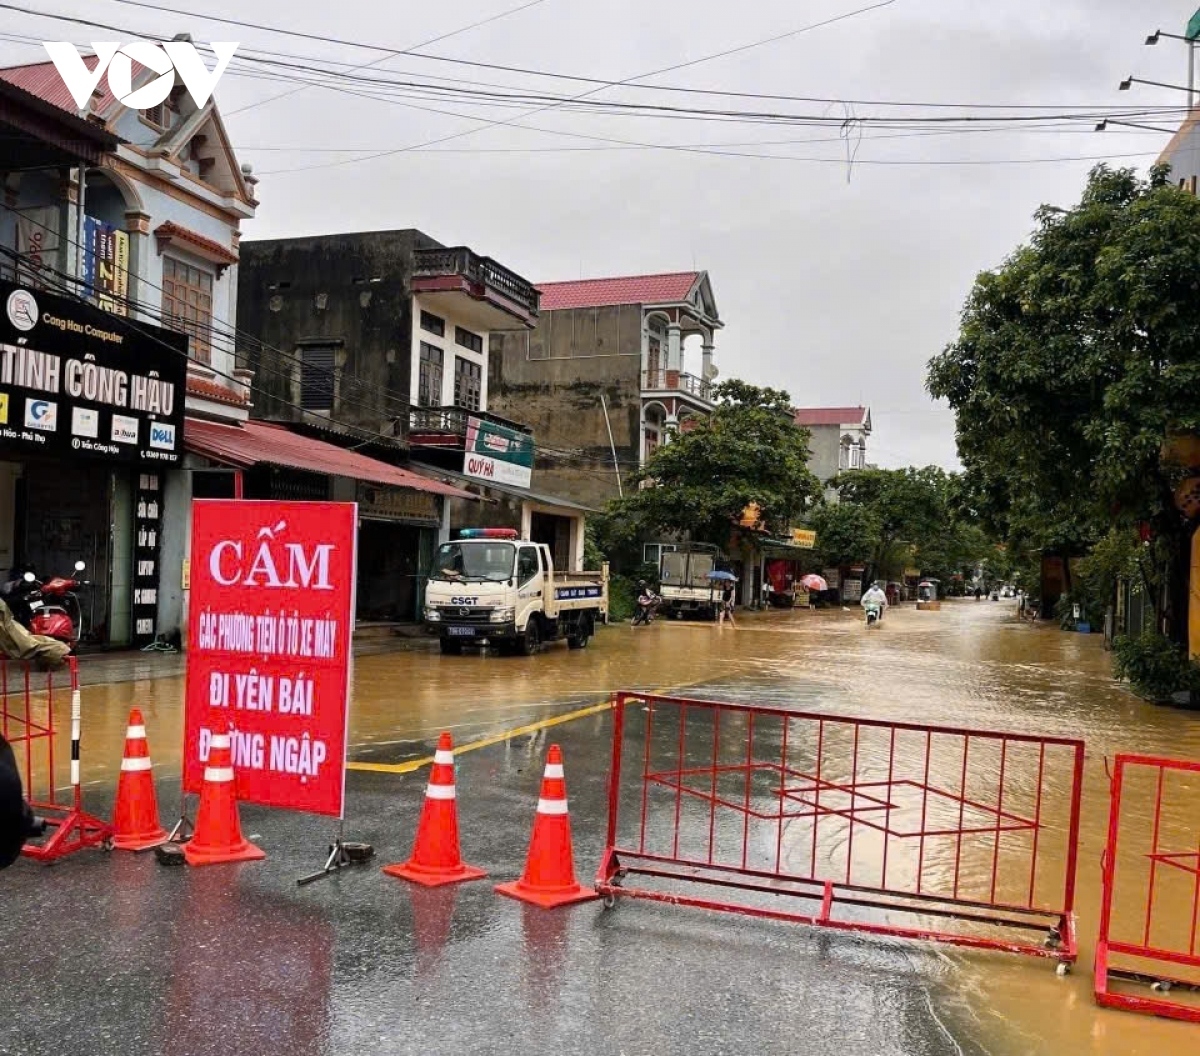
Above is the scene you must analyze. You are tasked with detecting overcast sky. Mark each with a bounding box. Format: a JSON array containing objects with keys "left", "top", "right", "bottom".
[{"left": 5, "top": 0, "right": 1197, "bottom": 469}]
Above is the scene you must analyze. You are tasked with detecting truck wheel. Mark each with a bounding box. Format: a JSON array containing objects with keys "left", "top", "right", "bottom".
[
  {"left": 518, "top": 618, "right": 542, "bottom": 656},
  {"left": 568, "top": 615, "right": 593, "bottom": 650},
  {"left": 439, "top": 638, "right": 463, "bottom": 656}
]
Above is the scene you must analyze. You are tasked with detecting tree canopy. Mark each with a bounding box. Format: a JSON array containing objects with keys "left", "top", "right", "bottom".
[
  {"left": 808, "top": 466, "right": 997, "bottom": 587},
  {"left": 607, "top": 380, "right": 822, "bottom": 545},
  {"left": 927, "top": 164, "right": 1200, "bottom": 559}
]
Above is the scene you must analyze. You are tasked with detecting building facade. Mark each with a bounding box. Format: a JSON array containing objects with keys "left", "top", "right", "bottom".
[
  {"left": 791, "top": 406, "right": 873, "bottom": 501},
  {"left": 237, "top": 230, "right": 590, "bottom": 608},
  {"left": 0, "top": 56, "right": 258, "bottom": 647},
  {"left": 489, "top": 271, "right": 723, "bottom": 511}
]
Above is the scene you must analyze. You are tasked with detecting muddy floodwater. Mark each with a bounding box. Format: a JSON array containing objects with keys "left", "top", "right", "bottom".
[{"left": 19, "top": 599, "right": 1200, "bottom": 1053}]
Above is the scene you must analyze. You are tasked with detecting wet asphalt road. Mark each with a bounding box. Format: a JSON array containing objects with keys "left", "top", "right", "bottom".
[{"left": 1, "top": 709, "right": 990, "bottom": 1056}]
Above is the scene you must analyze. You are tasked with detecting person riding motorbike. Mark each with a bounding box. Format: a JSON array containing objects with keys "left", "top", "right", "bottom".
[
  {"left": 632, "top": 581, "right": 662, "bottom": 625},
  {"left": 860, "top": 581, "right": 888, "bottom": 623}
]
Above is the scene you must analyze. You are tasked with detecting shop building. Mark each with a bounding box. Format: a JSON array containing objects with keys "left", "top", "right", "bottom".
[
  {"left": 1, "top": 51, "right": 261, "bottom": 646},
  {"left": 237, "top": 230, "right": 591, "bottom": 588}
]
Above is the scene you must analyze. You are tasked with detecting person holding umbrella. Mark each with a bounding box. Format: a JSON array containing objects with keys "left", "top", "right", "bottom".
[
  {"left": 707, "top": 570, "right": 738, "bottom": 626},
  {"left": 800, "top": 573, "right": 828, "bottom": 610}
]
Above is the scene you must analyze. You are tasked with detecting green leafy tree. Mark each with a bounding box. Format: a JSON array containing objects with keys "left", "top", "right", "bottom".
[
  {"left": 809, "top": 502, "right": 879, "bottom": 569},
  {"left": 927, "top": 164, "right": 1200, "bottom": 637},
  {"left": 608, "top": 380, "right": 822, "bottom": 544},
  {"left": 832, "top": 466, "right": 951, "bottom": 580}
]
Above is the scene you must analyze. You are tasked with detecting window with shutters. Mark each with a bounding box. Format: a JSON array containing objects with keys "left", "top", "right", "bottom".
[
  {"left": 161, "top": 256, "right": 214, "bottom": 364},
  {"left": 419, "top": 342, "right": 444, "bottom": 407},
  {"left": 453, "top": 356, "right": 482, "bottom": 411},
  {"left": 299, "top": 344, "right": 336, "bottom": 411}
]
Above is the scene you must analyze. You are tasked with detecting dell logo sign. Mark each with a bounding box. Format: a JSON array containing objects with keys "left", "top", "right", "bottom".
[
  {"left": 149, "top": 422, "right": 176, "bottom": 451},
  {"left": 42, "top": 41, "right": 239, "bottom": 110}
]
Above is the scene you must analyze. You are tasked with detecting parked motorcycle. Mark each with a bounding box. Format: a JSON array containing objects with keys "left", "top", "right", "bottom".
[
  {"left": 0, "top": 562, "right": 88, "bottom": 648},
  {"left": 631, "top": 588, "right": 662, "bottom": 626}
]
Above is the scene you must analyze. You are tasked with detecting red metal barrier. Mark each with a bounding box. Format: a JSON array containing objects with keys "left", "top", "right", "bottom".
[
  {"left": 1, "top": 657, "right": 111, "bottom": 862},
  {"left": 1094, "top": 753, "right": 1200, "bottom": 1023},
  {"left": 597, "top": 693, "right": 1084, "bottom": 965}
]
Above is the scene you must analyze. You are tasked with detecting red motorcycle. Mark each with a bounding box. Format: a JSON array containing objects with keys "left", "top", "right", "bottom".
[{"left": 2, "top": 562, "right": 88, "bottom": 648}]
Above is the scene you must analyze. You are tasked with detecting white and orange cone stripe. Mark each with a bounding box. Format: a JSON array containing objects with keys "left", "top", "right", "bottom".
[
  {"left": 537, "top": 758, "right": 569, "bottom": 814},
  {"left": 425, "top": 745, "right": 457, "bottom": 799},
  {"left": 204, "top": 732, "right": 235, "bottom": 783}
]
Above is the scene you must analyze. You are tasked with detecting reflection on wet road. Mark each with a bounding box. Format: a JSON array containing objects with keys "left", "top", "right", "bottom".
[{"left": 16, "top": 600, "right": 1200, "bottom": 1053}]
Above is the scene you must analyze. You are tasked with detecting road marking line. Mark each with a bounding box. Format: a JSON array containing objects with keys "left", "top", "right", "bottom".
[
  {"left": 345, "top": 676, "right": 716, "bottom": 777},
  {"left": 347, "top": 701, "right": 612, "bottom": 774}
]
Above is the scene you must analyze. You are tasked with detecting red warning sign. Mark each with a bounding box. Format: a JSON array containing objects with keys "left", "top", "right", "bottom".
[{"left": 183, "top": 500, "right": 357, "bottom": 818}]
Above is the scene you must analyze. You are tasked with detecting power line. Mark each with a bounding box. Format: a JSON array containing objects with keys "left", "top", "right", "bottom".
[
  {"left": 221, "top": 0, "right": 552, "bottom": 118},
  {"left": 0, "top": 209, "right": 647, "bottom": 474},
  {"left": 215, "top": 0, "right": 911, "bottom": 176},
  {"left": 91, "top": 0, "right": 1194, "bottom": 113}
]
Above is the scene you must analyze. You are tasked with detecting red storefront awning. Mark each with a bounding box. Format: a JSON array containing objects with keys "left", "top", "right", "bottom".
[{"left": 184, "top": 418, "right": 475, "bottom": 499}]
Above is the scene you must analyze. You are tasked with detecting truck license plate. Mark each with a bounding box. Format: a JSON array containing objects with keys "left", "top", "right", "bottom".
[{"left": 447, "top": 626, "right": 475, "bottom": 637}]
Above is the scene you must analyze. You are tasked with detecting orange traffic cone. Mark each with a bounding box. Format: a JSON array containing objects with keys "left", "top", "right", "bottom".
[
  {"left": 383, "top": 732, "right": 486, "bottom": 887},
  {"left": 183, "top": 730, "right": 265, "bottom": 867},
  {"left": 111, "top": 708, "right": 167, "bottom": 851},
  {"left": 496, "top": 745, "right": 599, "bottom": 908}
]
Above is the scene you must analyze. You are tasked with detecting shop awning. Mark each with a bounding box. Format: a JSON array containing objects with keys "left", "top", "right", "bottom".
[
  {"left": 185, "top": 419, "right": 476, "bottom": 498},
  {"left": 759, "top": 538, "right": 818, "bottom": 559},
  {"left": 409, "top": 463, "right": 598, "bottom": 513}
]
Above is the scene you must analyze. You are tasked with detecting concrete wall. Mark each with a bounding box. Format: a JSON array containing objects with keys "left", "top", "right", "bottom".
[
  {"left": 806, "top": 424, "right": 842, "bottom": 488},
  {"left": 1162, "top": 122, "right": 1200, "bottom": 189},
  {"left": 237, "top": 230, "right": 442, "bottom": 431},
  {"left": 489, "top": 305, "right": 643, "bottom": 509}
]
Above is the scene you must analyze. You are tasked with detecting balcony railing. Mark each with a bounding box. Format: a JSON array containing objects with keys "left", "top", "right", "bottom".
[
  {"left": 408, "top": 404, "right": 534, "bottom": 443},
  {"left": 413, "top": 246, "right": 540, "bottom": 319},
  {"left": 642, "top": 369, "right": 712, "bottom": 401}
]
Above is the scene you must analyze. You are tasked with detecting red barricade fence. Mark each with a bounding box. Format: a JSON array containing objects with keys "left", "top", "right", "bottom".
[
  {"left": 1094, "top": 753, "right": 1200, "bottom": 1023},
  {"left": 597, "top": 693, "right": 1084, "bottom": 965},
  {"left": 1, "top": 657, "right": 111, "bottom": 861}
]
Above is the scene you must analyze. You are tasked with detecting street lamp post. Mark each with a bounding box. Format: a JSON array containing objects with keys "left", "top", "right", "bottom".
[{"left": 1144, "top": 28, "right": 1196, "bottom": 107}]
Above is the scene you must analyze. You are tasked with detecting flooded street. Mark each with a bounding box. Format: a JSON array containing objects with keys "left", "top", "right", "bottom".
[{"left": 8, "top": 599, "right": 1200, "bottom": 1054}]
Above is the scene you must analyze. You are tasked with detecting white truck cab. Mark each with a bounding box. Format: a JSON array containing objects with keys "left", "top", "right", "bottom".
[{"left": 424, "top": 528, "right": 608, "bottom": 656}]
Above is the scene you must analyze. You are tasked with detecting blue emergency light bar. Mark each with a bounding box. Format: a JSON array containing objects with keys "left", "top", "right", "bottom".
[{"left": 458, "top": 528, "right": 519, "bottom": 540}]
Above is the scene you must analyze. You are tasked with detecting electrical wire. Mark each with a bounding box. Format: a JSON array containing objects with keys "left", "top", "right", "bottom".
[
  {"left": 0, "top": 209, "right": 649, "bottom": 474},
  {"left": 91, "top": 0, "right": 1199, "bottom": 112},
  {"left": 221, "top": 0, "right": 552, "bottom": 118}
]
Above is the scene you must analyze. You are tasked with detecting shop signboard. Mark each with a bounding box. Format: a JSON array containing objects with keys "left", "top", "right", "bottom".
[
  {"left": 790, "top": 528, "right": 817, "bottom": 549},
  {"left": 0, "top": 278, "right": 186, "bottom": 465},
  {"left": 183, "top": 500, "right": 357, "bottom": 818},
  {"left": 81, "top": 216, "right": 129, "bottom": 316},
  {"left": 823, "top": 568, "right": 841, "bottom": 590},
  {"left": 356, "top": 482, "right": 440, "bottom": 524},
  {"left": 463, "top": 416, "right": 534, "bottom": 489},
  {"left": 132, "top": 471, "right": 163, "bottom": 647}
]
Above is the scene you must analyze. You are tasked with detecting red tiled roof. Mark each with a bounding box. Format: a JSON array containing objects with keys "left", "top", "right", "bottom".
[
  {"left": 792, "top": 407, "right": 869, "bottom": 427},
  {"left": 184, "top": 419, "right": 475, "bottom": 498},
  {"left": 536, "top": 272, "right": 700, "bottom": 311},
  {"left": 186, "top": 376, "right": 248, "bottom": 407},
  {"left": 0, "top": 57, "right": 124, "bottom": 115}
]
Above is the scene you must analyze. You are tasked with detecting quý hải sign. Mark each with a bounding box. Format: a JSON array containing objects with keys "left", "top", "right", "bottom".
[
  {"left": 184, "top": 500, "right": 357, "bottom": 818},
  {"left": 463, "top": 415, "right": 534, "bottom": 489}
]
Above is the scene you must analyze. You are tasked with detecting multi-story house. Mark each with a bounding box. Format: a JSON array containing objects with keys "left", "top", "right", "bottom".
[
  {"left": 237, "top": 232, "right": 591, "bottom": 619},
  {"left": 0, "top": 51, "right": 260, "bottom": 647},
  {"left": 792, "top": 406, "right": 873, "bottom": 501},
  {"left": 488, "top": 270, "right": 723, "bottom": 514}
]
